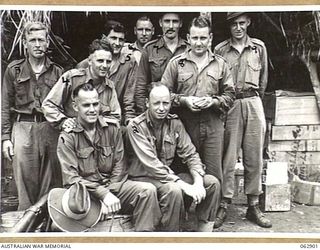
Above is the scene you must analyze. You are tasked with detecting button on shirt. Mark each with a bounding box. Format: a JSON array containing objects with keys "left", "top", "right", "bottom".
[
  {"left": 2, "top": 58, "right": 63, "bottom": 141},
  {"left": 161, "top": 49, "right": 235, "bottom": 115},
  {"left": 214, "top": 36, "right": 268, "bottom": 96},
  {"left": 42, "top": 67, "right": 121, "bottom": 129},
  {"left": 57, "top": 116, "right": 127, "bottom": 200},
  {"left": 135, "top": 37, "right": 188, "bottom": 114},
  {"left": 127, "top": 111, "right": 205, "bottom": 182}
]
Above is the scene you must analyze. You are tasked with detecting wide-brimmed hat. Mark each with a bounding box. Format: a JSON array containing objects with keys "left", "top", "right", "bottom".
[
  {"left": 226, "top": 12, "right": 247, "bottom": 21},
  {"left": 48, "top": 182, "right": 102, "bottom": 232}
]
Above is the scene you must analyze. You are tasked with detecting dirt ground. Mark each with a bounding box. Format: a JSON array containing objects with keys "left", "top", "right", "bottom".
[{"left": 182, "top": 198, "right": 320, "bottom": 233}]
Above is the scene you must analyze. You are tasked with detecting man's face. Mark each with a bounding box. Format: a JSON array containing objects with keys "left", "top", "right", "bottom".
[
  {"left": 159, "top": 13, "right": 182, "bottom": 40},
  {"left": 147, "top": 86, "right": 171, "bottom": 121},
  {"left": 74, "top": 89, "right": 100, "bottom": 125},
  {"left": 187, "top": 25, "right": 212, "bottom": 57},
  {"left": 230, "top": 15, "right": 251, "bottom": 41},
  {"left": 134, "top": 20, "right": 154, "bottom": 46},
  {"left": 23, "top": 30, "right": 49, "bottom": 60},
  {"left": 89, "top": 49, "right": 112, "bottom": 79},
  {"left": 106, "top": 29, "right": 125, "bottom": 55}
]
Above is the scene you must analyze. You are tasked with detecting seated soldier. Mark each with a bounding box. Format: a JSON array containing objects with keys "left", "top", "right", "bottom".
[
  {"left": 55, "top": 82, "right": 161, "bottom": 232},
  {"left": 127, "top": 83, "right": 221, "bottom": 232}
]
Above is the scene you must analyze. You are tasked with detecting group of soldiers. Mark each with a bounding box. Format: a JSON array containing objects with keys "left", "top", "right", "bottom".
[{"left": 1, "top": 11, "right": 272, "bottom": 232}]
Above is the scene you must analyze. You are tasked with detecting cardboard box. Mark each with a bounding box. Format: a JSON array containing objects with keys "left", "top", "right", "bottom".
[
  {"left": 291, "top": 179, "right": 320, "bottom": 206},
  {"left": 260, "top": 184, "right": 291, "bottom": 211},
  {"left": 268, "top": 140, "right": 320, "bottom": 152}
]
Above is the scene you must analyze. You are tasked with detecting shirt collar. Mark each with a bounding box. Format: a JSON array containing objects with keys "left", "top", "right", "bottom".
[
  {"left": 183, "top": 48, "right": 216, "bottom": 63},
  {"left": 228, "top": 35, "right": 254, "bottom": 51},
  {"left": 18, "top": 57, "right": 53, "bottom": 80},
  {"left": 72, "top": 116, "right": 108, "bottom": 133},
  {"left": 84, "top": 67, "right": 112, "bottom": 91},
  {"left": 154, "top": 36, "right": 188, "bottom": 49}
]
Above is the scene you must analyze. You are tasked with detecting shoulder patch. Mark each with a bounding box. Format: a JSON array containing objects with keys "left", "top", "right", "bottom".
[{"left": 7, "top": 58, "right": 25, "bottom": 68}]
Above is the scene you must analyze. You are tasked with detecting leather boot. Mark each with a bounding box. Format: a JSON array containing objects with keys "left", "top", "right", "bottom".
[
  {"left": 246, "top": 205, "right": 272, "bottom": 228},
  {"left": 213, "top": 206, "right": 227, "bottom": 228}
]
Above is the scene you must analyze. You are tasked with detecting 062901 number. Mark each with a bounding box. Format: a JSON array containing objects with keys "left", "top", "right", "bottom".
[{"left": 300, "top": 244, "right": 318, "bottom": 248}]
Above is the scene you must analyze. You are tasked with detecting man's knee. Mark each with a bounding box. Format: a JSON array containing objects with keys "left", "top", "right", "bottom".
[
  {"left": 137, "top": 182, "right": 157, "bottom": 197},
  {"left": 162, "top": 182, "right": 183, "bottom": 199},
  {"left": 204, "top": 174, "right": 221, "bottom": 193}
]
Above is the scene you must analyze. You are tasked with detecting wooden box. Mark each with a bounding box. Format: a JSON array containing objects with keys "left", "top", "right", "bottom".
[
  {"left": 271, "top": 125, "right": 320, "bottom": 141},
  {"left": 260, "top": 184, "right": 291, "bottom": 212},
  {"left": 291, "top": 179, "right": 320, "bottom": 206},
  {"left": 274, "top": 95, "right": 320, "bottom": 126}
]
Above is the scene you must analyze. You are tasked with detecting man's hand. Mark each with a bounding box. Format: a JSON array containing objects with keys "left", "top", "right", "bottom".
[
  {"left": 2, "top": 140, "right": 14, "bottom": 161},
  {"left": 102, "top": 192, "right": 121, "bottom": 214},
  {"left": 177, "top": 180, "right": 206, "bottom": 204},
  {"left": 62, "top": 118, "right": 77, "bottom": 132},
  {"left": 193, "top": 97, "right": 219, "bottom": 110},
  {"left": 181, "top": 96, "right": 202, "bottom": 112}
]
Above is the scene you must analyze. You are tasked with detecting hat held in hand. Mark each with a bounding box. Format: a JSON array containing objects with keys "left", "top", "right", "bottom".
[{"left": 48, "top": 182, "right": 102, "bottom": 232}]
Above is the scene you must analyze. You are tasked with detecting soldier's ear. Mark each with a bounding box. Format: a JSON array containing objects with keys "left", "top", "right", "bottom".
[
  {"left": 187, "top": 33, "right": 190, "bottom": 43},
  {"left": 145, "top": 98, "right": 149, "bottom": 109},
  {"left": 72, "top": 100, "right": 79, "bottom": 112},
  {"left": 247, "top": 17, "right": 251, "bottom": 27},
  {"left": 134, "top": 26, "right": 137, "bottom": 36}
]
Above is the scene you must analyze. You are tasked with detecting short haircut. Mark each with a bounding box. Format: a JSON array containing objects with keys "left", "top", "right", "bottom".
[
  {"left": 72, "top": 82, "right": 96, "bottom": 100},
  {"left": 104, "top": 20, "right": 126, "bottom": 36},
  {"left": 160, "top": 12, "right": 181, "bottom": 21},
  {"left": 88, "top": 38, "right": 112, "bottom": 55},
  {"left": 148, "top": 81, "right": 170, "bottom": 98},
  {"left": 188, "top": 16, "right": 211, "bottom": 32},
  {"left": 136, "top": 16, "right": 153, "bottom": 26},
  {"left": 22, "top": 21, "right": 49, "bottom": 39}
]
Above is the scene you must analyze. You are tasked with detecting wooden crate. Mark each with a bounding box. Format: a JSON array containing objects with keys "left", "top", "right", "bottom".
[
  {"left": 269, "top": 151, "right": 320, "bottom": 165},
  {"left": 260, "top": 184, "right": 291, "bottom": 211},
  {"left": 291, "top": 179, "right": 320, "bottom": 206},
  {"left": 274, "top": 95, "right": 320, "bottom": 126},
  {"left": 271, "top": 125, "right": 320, "bottom": 141},
  {"left": 268, "top": 140, "right": 320, "bottom": 152},
  {"left": 289, "top": 164, "right": 320, "bottom": 182}
]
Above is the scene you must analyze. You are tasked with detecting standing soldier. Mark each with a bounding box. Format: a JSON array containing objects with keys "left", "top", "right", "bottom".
[
  {"left": 1, "top": 22, "right": 63, "bottom": 210},
  {"left": 77, "top": 21, "right": 137, "bottom": 125},
  {"left": 135, "top": 13, "right": 188, "bottom": 115},
  {"left": 214, "top": 12, "right": 272, "bottom": 228},
  {"left": 161, "top": 16, "right": 235, "bottom": 184},
  {"left": 123, "top": 16, "right": 155, "bottom": 65}
]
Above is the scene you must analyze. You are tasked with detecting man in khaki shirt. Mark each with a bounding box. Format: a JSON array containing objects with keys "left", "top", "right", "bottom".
[{"left": 127, "top": 83, "right": 220, "bottom": 232}]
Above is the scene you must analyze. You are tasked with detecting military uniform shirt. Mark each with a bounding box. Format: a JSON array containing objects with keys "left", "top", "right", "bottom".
[
  {"left": 2, "top": 57, "right": 63, "bottom": 141},
  {"left": 127, "top": 111, "right": 205, "bottom": 182},
  {"left": 214, "top": 36, "right": 268, "bottom": 96},
  {"left": 42, "top": 67, "right": 121, "bottom": 129}
]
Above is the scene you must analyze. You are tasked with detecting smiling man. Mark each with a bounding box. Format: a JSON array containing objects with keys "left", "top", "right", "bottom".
[
  {"left": 42, "top": 39, "right": 121, "bottom": 132},
  {"left": 55, "top": 83, "right": 161, "bottom": 232},
  {"left": 2, "top": 22, "right": 63, "bottom": 210},
  {"left": 127, "top": 83, "right": 220, "bottom": 232},
  {"left": 162, "top": 15, "right": 235, "bottom": 186},
  {"left": 135, "top": 13, "right": 188, "bottom": 115},
  {"left": 214, "top": 12, "right": 271, "bottom": 228}
]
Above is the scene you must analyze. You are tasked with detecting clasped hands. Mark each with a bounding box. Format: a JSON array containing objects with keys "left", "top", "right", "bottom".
[{"left": 182, "top": 96, "right": 218, "bottom": 112}]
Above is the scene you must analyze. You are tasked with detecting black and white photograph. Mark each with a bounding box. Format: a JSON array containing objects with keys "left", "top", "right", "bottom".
[{"left": 0, "top": 5, "right": 320, "bottom": 239}]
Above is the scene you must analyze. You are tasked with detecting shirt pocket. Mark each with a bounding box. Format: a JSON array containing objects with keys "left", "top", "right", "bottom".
[
  {"left": 149, "top": 56, "right": 167, "bottom": 82},
  {"left": 14, "top": 78, "right": 33, "bottom": 107},
  {"left": 163, "top": 134, "right": 176, "bottom": 163},
  {"left": 245, "top": 56, "right": 262, "bottom": 87},
  {"left": 177, "top": 72, "right": 194, "bottom": 91},
  {"left": 206, "top": 70, "right": 220, "bottom": 94},
  {"left": 76, "top": 147, "right": 95, "bottom": 175},
  {"left": 98, "top": 146, "right": 114, "bottom": 172}
]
